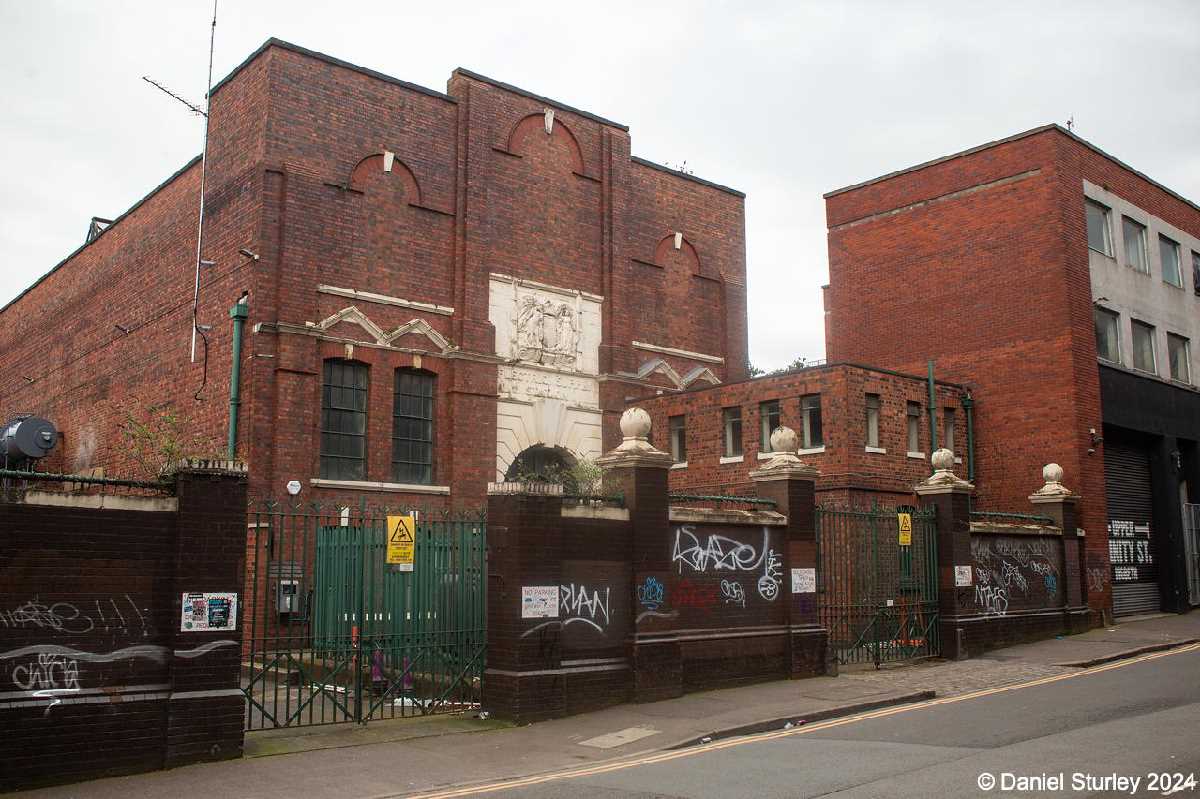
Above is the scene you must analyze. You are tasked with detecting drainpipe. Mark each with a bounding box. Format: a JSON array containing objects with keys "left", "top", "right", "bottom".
[
  {"left": 227, "top": 293, "right": 249, "bottom": 459},
  {"left": 927, "top": 360, "right": 938, "bottom": 471},
  {"left": 963, "top": 392, "right": 976, "bottom": 482}
]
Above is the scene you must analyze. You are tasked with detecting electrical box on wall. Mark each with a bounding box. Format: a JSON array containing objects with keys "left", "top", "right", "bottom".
[{"left": 277, "top": 579, "right": 301, "bottom": 615}]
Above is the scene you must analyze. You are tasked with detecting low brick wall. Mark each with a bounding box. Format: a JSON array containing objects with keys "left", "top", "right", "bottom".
[
  {"left": 0, "top": 463, "right": 247, "bottom": 791},
  {"left": 960, "top": 524, "right": 1091, "bottom": 652},
  {"left": 483, "top": 462, "right": 829, "bottom": 724}
]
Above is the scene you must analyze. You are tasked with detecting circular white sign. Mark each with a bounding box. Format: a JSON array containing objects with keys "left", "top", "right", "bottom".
[{"left": 286, "top": 480, "right": 302, "bottom": 496}]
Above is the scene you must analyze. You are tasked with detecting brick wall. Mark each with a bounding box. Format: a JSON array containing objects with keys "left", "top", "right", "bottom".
[
  {"left": 483, "top": 452, "right": 829, "bottom": 724},
  {"left": 822, "top": 125, "right": 1200, "bottom": 615},
  {"left": 635, "top": 363, "right": 965, "bottom": 501},
  {"left": 0, "top": 463, "right": 247, "bottom": 791},
  {"left": 0, "top": 39, "right": 749, "bottom": 512}
]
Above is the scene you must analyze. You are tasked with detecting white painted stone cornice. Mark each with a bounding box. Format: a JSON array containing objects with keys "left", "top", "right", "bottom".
[
  {"left": 313, "top": 305, "right": 389, "bottom": 344},
  {"left": 382, "top": 317, "right": 453, "bottom": 351},
  {"left": 680, "top": 366, "right": 721, "bottom": 387},
  {"left": 317, "top": 284, "right": 454, "bottom": 316},
  {"left": 632, "top": 341, "right": 724, "bottom": 365},
  {"left": 634, "top": 358, "right": 685, "bottom": 389}
]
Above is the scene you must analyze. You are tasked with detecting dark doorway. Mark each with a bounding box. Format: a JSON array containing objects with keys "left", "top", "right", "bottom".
[{"left": 505, "top": 445, "right": 578, "bottom": 489}]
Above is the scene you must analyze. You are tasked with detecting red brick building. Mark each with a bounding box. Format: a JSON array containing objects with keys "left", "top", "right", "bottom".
[
  {"left": 637, "top": 363, "right": 965, "bottom": 506},
  {"left": 823, "top": 124, "right": 1200, "bottom": 617},
  {"left": 0, "top": 39, "right": 749, "bottom": 506}
]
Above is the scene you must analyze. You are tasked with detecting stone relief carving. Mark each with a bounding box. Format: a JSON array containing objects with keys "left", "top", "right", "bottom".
[{"left": 514, "top": 296, "right": 579, "bottom": 368}]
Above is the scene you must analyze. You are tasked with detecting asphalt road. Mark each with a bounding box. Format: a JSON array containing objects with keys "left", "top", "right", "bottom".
[{"left": 431, "top": 645, "right": 1200, "bottom": 799}]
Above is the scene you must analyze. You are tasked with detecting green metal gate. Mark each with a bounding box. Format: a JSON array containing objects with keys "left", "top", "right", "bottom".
[
  {"left": 816, "top": 504, "right": 939, "bottom": 666},
  {"left": 242, "top": 501, "right": 486, "bottom": 730}
]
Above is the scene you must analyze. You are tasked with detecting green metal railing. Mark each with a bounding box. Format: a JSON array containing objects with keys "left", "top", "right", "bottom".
[
  {"left": 970, "top": 510, "right": 1056, "bottom": 525},
  {"left": 242, "top": 500, "right": 486, "bottom": 730},
  {"left": 668, "top": 493, "right": 777, "bottom": 509},
  {"left": 816, "top": 504, "right": 939, "bottom": 666},
  {"left": 0, "top": 468, "right": 172, "bottom": 491}
]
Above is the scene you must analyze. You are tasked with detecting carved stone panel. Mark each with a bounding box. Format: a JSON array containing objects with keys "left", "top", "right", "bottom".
[{"left": 489, "top": 275, "right": 601, "bottom": 375}]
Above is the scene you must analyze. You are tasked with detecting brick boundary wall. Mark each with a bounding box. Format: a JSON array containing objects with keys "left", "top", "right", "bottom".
[
  {"left": 915, "top": 457, "right": 1089, "bottom": 659},
  {"left": 482, "top": 415, "right": 829, "bottom": 724},
  {"left": 0, "top": 461, "right": 247, "bottom": 791}
]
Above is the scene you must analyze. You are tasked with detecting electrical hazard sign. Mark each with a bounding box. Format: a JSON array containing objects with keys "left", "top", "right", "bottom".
[
  {"left": 897, "top": 512, "right": 913, "bottom": 546},
  {"left": 386, "top": 515, "right": 416, "bottom": 570}
]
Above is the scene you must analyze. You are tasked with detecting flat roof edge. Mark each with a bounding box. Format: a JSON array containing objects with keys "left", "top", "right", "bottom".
[
  {"left": 452, "top": 67, "right": 628, "bottom": 131},
  {"left": 630, "top": 156, "right": 746, "bottom": 198},
  {"left": 823, "top": 124, "right": 1200, "bottom": 215},
  {"left": 1, "top": 155, "right": 202, "bottom": 317},
  {"left": 211, "top": 38, "right": 456, "bottom": 103}
]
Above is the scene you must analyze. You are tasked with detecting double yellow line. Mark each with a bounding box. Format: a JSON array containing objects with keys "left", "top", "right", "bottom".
[{"left": 402, "top": 642, "right": 1200, "bottom": 799}]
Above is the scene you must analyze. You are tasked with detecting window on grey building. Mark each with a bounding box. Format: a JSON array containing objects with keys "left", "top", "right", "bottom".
[
  {"left": 1193, "top": 251, "right": 1200, "bottom": 297},
  {"left": 722, "top": 407, "right": 743, "bottom": 458},
  {"left": 1122, "top": 216, "right": 1148, "bottom": 273},
  {"left": 1132, "top": 320, "right": 1157, "bottom": 374},
  {"left": 1159, "top": 235, "right": 1183, "bottom": 288},
  {"left": 669, "top": 415, "right": 687, "bottom": 463},
  {"left": 801, "top": 394, "right": 823, "bottom": 449},
  {"left": 320, "top": 359, "right": 369, "bottom": 480},
  {"left": 865, "top": 394, "right": 881, "bottom": 448},
  {"left": 392, "top": 369, "right": 434, "bottom": 484},
  {"left": 1085, "top": 200, "right": 1112, "bottom": 256},
  {"left": 1094, "top": 307, "right": 1121, "bottom": 364},
  {"left": 906, "top": 401, "right": 922, "bottom": 454},
  {"left": 943, "top": 407, "right": 956, "bottom": 454},
  {"left": 1168, "top": 333, "right": 1191, "bottom": 384},
  {"left": 759, "top": 400, "right": 781, "bottom": 451}
]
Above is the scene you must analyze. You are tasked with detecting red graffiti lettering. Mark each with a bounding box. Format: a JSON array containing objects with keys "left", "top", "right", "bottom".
[{"left": 674, "top": 579, "right": 718, "bottom": 610}]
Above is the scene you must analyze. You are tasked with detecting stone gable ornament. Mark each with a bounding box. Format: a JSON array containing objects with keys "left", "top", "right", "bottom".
[
  {"left": 1032, "top": 463, "right": 1074, "bottom": 497},
  {"left": 917, "top": 448, "right": 974, "bottom": 491},
  {"left": 596, "top": 407, "right": 673, "bottom": 467},
  {"left": 748, "top": 426, "right": 819, "bottom": 479}
]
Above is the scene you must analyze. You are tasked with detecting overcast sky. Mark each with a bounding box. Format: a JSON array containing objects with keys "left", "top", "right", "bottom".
[{"left": 1, "top": 1, "right": 1198, "bottom": 369}]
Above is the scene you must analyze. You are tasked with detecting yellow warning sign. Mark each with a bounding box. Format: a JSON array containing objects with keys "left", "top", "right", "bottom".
[
  {"left": 387, "top": 515, "right": 416, "bottom": 570},
  {"left": 897, "top": 513, "right": 913, "bottom": 546}
]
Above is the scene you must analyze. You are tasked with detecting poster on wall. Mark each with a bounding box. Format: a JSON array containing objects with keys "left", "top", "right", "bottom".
[
  {"left": 954, "top": 566, "right": 973, "bottom": 587},
  {"left": 180, "top": 592, "right": 238, "bottom": 632},
  {"left": 791, "top": 568, "right": 816, "bottom": 594},
  {"left": 521, "top": 586, "right": 559, "bottom": 619}
]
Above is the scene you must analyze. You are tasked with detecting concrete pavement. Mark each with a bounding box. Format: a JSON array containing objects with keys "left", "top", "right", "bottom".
[
  {"left": 14, "top": 611, "right": 1199, "bottom": 798},
  {"left": 472, "top": 643, "right": 1200, "bottom": 798}
]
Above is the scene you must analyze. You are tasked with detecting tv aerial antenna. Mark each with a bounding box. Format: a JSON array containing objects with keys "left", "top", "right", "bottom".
[{"left": 142, "top": 2, "right": 219, "bottom": 370}]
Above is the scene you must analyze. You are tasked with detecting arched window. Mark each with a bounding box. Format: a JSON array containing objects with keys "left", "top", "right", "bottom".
[
  {"left": 392, "top": 369, "right": 435, "bottom": 484},
  {"left": 320, "top": 359, "right": 369, "bottom": 480}
]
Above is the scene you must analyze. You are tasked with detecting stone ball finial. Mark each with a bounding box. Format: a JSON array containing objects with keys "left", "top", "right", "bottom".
[
  {"left": 770, "top": 425, "right": 799, "bottom": 454},
  {"left": 620, "top": 407, "right": 652, "bottom": 440},
  {"left": 1043, "top": 463, "right": 1064, "bottom": 485},
  {"left": 931, "top": 448, "right": 955, "bottom": 471}
]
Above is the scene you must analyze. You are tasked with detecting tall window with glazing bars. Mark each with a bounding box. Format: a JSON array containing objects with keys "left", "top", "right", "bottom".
[
  {"left": 392, "top": 369, "right": 435, "bottom": 484},
  {"left": 320, "top": 359, "right": 369, "bottom": 480}
]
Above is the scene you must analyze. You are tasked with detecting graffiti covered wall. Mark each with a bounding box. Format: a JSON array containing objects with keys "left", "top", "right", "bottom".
[
  {"left": 0, "top": 465, "right": 247, "bottom": 791},
  {"left": 971, "top": 533, "right": 1066, "bottom": 617}
]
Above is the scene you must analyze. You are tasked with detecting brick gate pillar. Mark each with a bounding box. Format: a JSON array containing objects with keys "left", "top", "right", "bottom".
[
  {"left": 596, "top": 408, "right": 678, "bottom": 702},
  {"left": 749, "top": 426, "right": 830, "bottom": 677},
  {"left": 1029, "top": 464, "right": 1092, "bottom": 634},
  {"left": 483, "top": 481, "right": 566, "bottom": 723},
  {"left": 166, "top": 459, "right": 248, "bottom": 767},
  {"left": 913, "top": 448, "right": 975, "bottom": 661}
]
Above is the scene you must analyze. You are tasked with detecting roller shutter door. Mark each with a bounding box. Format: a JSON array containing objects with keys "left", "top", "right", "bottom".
[{"left": 1104, "top": 442, "right": 1161, "bottom": 616}]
